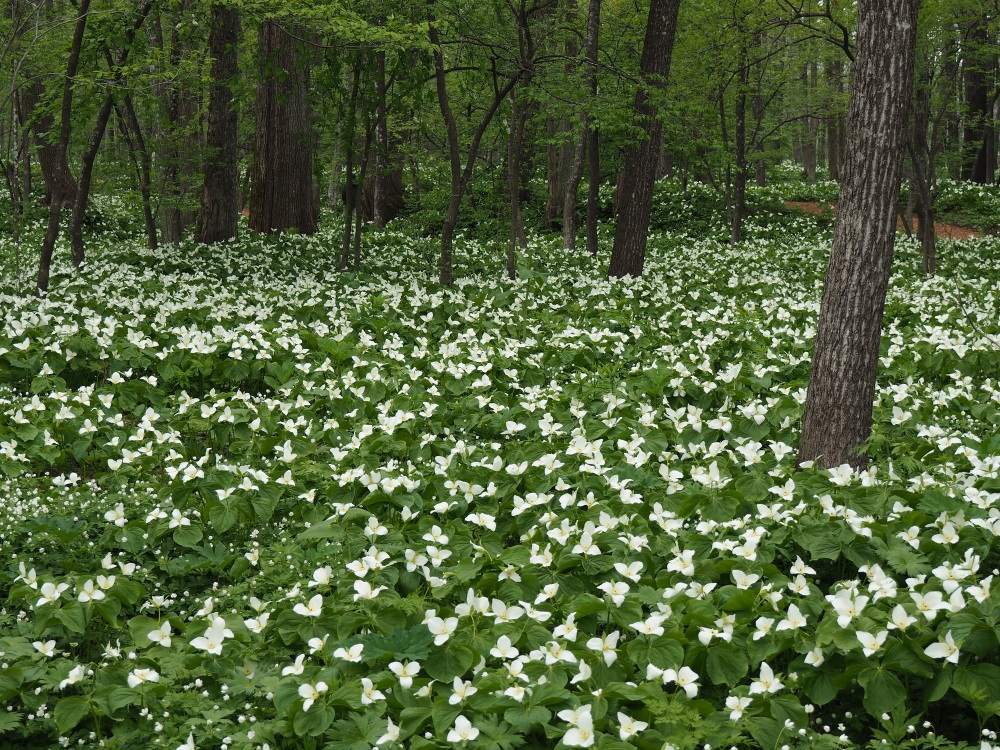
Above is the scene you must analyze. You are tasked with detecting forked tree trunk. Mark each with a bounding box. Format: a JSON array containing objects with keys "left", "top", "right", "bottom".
[
  {"left": 607, "top": 0, "right": 682, "bottom": 278},
  {"left": 249, "top": 20, "right": 317, "bottom": 235},
  {"left": 428, "top": 0, "right": 518, "bottom": 286},
  {"left": 37, "top": 0, "right": 92, "bottom": 295},
  {"left": 70, "top": 0, "right": 156, "bottom": 266},
  {"left": 798, "top": 0, "right": 919, "bottom": 470},
  {"left": 195, "top": 4, "right": 241, "bottom": 244},
  {"left": 115, "top": 97, "right": 158, "bottom": 249}
]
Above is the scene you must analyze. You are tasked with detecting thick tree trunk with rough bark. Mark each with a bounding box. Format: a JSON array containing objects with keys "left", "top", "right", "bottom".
[
  {"left": 607, "top": 0, "right": 681, "bottom": 278},
  {"left": 195, "top": 4, "right": 241, "bottom": 244},
  {"left": 797, "top": 0, "right": 918, "bottom": 470},
  {"left": 249, "top": 20, "right": 317, "bottom": 235}
]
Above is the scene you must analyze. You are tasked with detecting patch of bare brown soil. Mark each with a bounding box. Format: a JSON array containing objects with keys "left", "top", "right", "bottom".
[{"left": 783, "top": 200, "right": 981, "bottom": 241}]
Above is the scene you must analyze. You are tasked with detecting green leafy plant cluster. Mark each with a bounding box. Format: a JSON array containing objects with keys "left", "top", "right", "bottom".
[{"left": 0, "top": 182, "right": 998, "bottom": 750}]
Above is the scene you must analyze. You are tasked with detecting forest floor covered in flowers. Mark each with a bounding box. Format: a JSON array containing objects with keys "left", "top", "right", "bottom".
[{"left": 1, "top": 180, "right": 999, "bottom": 750}]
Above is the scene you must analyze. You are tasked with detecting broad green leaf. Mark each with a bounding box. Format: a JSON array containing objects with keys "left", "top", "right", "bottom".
[{"left": 55, "top": 696, "right": 91, "bottom": 734}]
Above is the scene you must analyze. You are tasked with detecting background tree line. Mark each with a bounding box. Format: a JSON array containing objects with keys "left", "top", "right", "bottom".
[
  {"left": 0, "top": 0, "right": 995, "bottom": 469},
  {"left": 3, "top": 0, "right": 997, "bottom": 288}
]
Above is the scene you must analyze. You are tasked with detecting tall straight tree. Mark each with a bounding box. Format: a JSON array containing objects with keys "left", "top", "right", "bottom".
[
  {"left": 249, "top": 19, "right": 317, "bottom": 235},
  {"left": 195, "top": 3, "right": 241, "bottom": 244},
  {"left": 797, "top": 0, "right": 919, "bottom": 470},
  {"left": 607, "top": 0, "right": 681, "bottom": 278}
]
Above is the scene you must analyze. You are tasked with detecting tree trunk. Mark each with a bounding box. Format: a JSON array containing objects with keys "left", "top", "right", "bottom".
[
  {"left": 608, "top": 0, "right": 682, "bottom": 278},
  {"left": 797, "top": 0, "right": 918, "bottom": 470},
  {"left": 802, "top": 62, "right": 818, "bottom": 183},
  {"left": 827, "top": 58, "right": 844, "bottom": 181},
  {"left": 565, "top": 0, "right": 600, "bottom": 252},
  {"left": 115, "top": 96, "right": 158, "bottom": 249},
  {"left": 340, "top": 58, "right": 363, "bottom": 271},
  {"left": 249, "top": 20, "right": 317, "bottom": 235},
  {"left": 909, "top": 57, "right": 935, "bottom": 276},
  {"left": 37, "top": 0, "right": 91, "bottom": 294},
  {"left": 428, "top": 0, "right": 518, "bottom": 286},
  {"left": 70, "top": 0, "right": 156, "bottom": 266},
  {"left": 195, "top": 4, "right": 241, "bottom": 244},
  {"left": 544, "top": 120, "right": 561, "bottom": 230},
  {"left": 373, "top": 40, "right": 389, "bottom": 228},
  {"left": 508, "top": 89, "right": 528, "bottom": 279},
  {"left": 961, "top": 18, "right": 995, "bottom": 184},
  {"left": 731, "top": 42, "right": 748, "bottom": 246},
  {"left": 21, "top": 79, "right": 78, "bottom": 207}
]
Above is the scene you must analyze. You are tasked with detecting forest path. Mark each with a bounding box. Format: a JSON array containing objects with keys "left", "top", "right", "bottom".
[{"left": 783, "top": 200, "right": 982, "bottom": 240}]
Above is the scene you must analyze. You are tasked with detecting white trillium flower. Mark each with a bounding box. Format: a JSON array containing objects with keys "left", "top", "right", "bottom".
[
  {"left": 924, "top": 631, "right": 960, "bottom": 664},
  {"left": 299, "top": 681, "right": 328, "bottom": 712},
  {"left": 293, "top": 594, "right": 324, "bottom": 617},
  {"left": 446, "top": 715, "right": 480, "bottom": 743},
  {"left": 127, "top": 668, "right": 160, "bottom": 688}
]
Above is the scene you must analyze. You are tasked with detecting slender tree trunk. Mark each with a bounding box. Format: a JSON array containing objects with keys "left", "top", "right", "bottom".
[
  {"left": 584, "top": 0, "right": 601, "bottom": 256},
  {"left": 195, "top": 4, "right": 241, "bottom": 244},
  {"left": 36, "top": 0, "right": 92, "bottom": 294},
  {"left": 607, "top": 0, "right": 681, "bottom": 278},
  {"left": 544, "top": 120, "right": 561, "bottom": 230},
  {"left": 340, "top": 58, "right": 362, "bottom": 271},
  {"left": 797, "top": 0, "right": 919, "bottom": 470},
  {"left": 731, "top": 42, "right": 748, "bottom": 246},
  {"left": 564, "top": 0, "right": 600, "bottom": 252},
  {"left": 249, "top": 20, "right": 317, "bottom": 235},
  {"left": 909, "top": 60, "right": 935, "bottom": 276},
  {"left": 353, "top": 119, "right": 374, "bottom": 268},
  {"left": 508, "top": 89, "right": 527, "bottom": 279},
  {"left": 69, "top": 95, "right": 113, "bottom": 267},
  {"left": 69, "top": 0, "right": 155, "bottom": 266},
  {"left": 115, "top": 97, "right": 157, "bottom": 249},
  {"left": 373, "top": 37, "right": 389, "bottom": 228},
  {"left": 428, "top": 0, "right": 518, "bottom": 286},
  {"left": 827, "top": 58, "right": 844, "bottom": 180},
  {"left": 961, "top": 18, "right": 994, "bottom": 184},
  {"left": 802, "top": 62, "right": 818, "bottom": 183}
]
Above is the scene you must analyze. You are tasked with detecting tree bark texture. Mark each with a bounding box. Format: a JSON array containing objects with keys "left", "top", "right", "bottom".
[
  {"left": 249, "top": 20, "right": 317, "bottom": 235},
  {"left": 195, "top": 4, "right": 241, "bottom": 244},
  {"left": 797, "top": 0, "right": 918, "bottom": 470},
  {"left": 21, "top": 79, "right": 78, "bottom": 207},
  {"left": 607, "top": 0, "right": 681, "bottom": 278},
  {"left": 961, "top": 18, "right": 996, "bottom": 184},
  {"left": 36, "top": 0, "right": 92, "bottom": 294},
  {"left": 909, "top": 58, "right": 935, "bottom": 276}
]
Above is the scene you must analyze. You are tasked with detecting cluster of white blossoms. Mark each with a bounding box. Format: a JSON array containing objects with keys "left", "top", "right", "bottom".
[{"left": 0, "top": 193, "right": 997, "bottom": 749}]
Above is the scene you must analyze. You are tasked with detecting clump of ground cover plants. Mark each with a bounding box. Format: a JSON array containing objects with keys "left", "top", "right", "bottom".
[{"left": 0, "top": 184, "right": 999, "bottom": 750}]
